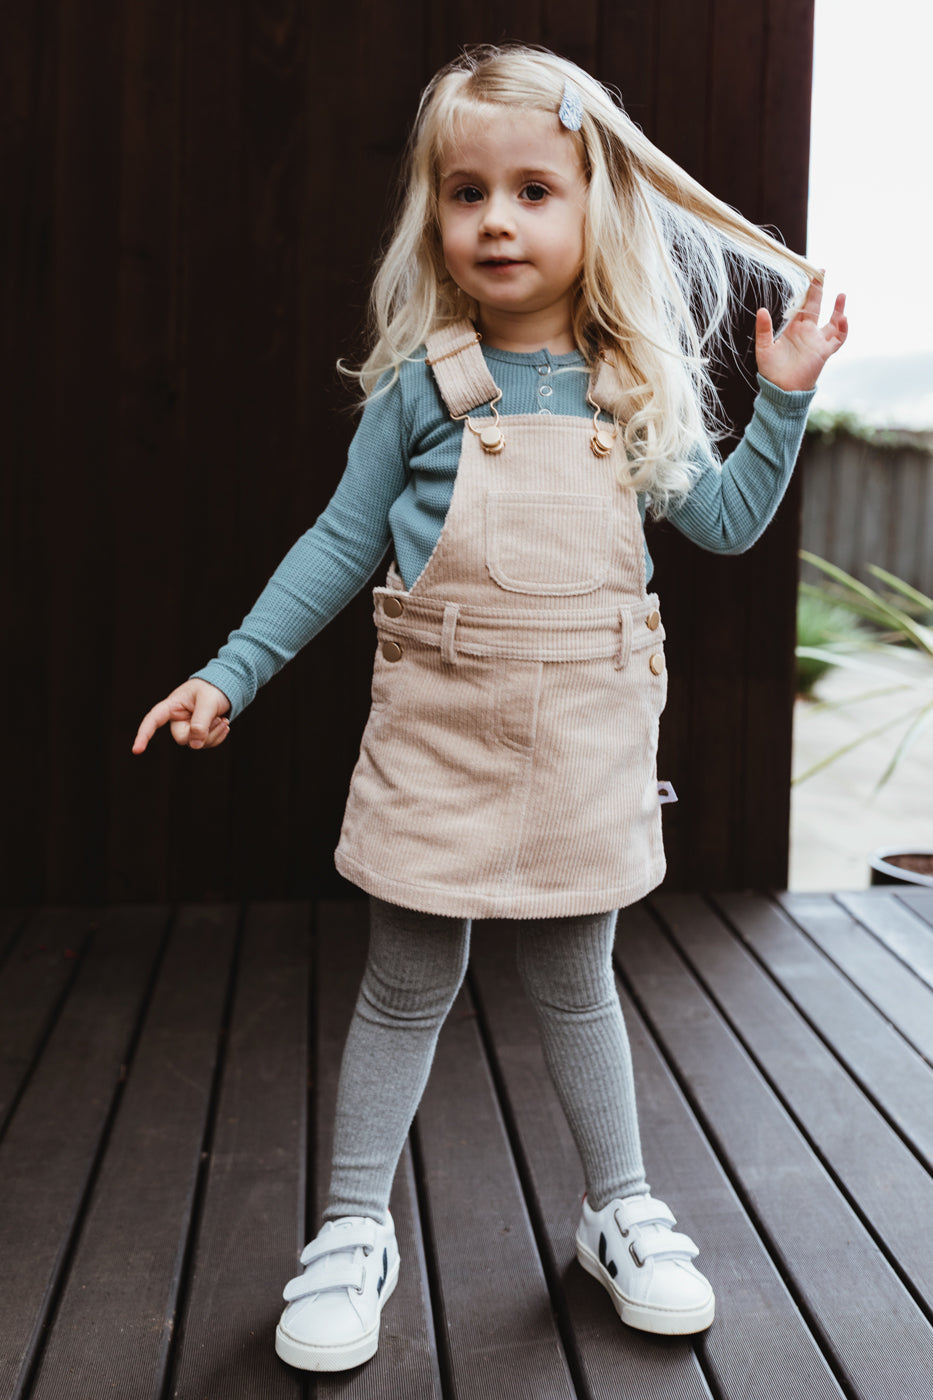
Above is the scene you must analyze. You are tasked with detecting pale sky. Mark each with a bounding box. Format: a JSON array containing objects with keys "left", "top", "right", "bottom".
[{"left": 807, "top": 0, "right": 933, "bottom": 366}]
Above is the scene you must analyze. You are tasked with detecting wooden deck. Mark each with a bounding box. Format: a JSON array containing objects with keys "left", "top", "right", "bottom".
[{"left": 3, "top": 889, "right": 933, "bottom": 1399}]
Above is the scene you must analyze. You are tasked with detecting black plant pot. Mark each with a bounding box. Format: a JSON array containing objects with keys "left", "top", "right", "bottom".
[{"left": 869, "top": 847, "right": 933, "bottom": 888}]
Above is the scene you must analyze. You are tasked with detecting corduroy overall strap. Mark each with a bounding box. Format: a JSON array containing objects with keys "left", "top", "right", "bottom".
[
  {"left": 425, "top": 319, "right": 622, "bottom": 418},
  {"left": 424, "top": 322, "right": 499, "bottom": 417}
]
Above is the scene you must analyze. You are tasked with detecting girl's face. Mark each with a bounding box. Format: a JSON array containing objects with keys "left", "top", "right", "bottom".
[{"left": 437, "top": 106, "right": 588, "bottom": 351}]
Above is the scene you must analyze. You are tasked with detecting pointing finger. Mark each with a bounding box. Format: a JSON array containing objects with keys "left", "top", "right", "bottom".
[{"left": 132, "top": 699, "right": 175, "bottom": 754}]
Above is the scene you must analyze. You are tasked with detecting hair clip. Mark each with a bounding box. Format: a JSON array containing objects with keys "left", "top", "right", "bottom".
[{"left": 558, "top": 81, "right": 584, "bottom": 132}]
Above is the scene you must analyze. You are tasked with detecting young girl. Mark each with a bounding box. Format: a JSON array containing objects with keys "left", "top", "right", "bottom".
[{"left": 134, "top": 43, "right": 846, "bottom": 1372}]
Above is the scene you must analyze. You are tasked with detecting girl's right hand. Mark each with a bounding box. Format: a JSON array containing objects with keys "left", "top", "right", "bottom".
[{"left": 132, "top": 680, "right": 231, "bottom": 754}]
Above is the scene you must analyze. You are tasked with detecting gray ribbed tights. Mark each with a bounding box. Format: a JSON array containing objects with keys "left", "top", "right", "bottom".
[{"left": 324, "top": 898, "right": 648, "bottom": 1222}]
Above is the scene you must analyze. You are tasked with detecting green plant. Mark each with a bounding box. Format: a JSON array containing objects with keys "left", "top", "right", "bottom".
[
  {"left": 795, "top": 590, "right": 865, "bottom": 697},
  {"left": 804, "top": 408, "right": 932, "bottom": 453},
  {"left": 794, "top": 552, "right": 933, "bottom": 788}
]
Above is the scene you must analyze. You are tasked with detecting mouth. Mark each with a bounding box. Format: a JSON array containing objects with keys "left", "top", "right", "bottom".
[{"left": 479, "top": 257, "right": 525, "bottom": 269}]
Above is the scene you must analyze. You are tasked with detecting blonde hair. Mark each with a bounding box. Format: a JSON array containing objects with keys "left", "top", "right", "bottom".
[{"left": 350, "top": 43, "right": 818, "bottom": 511}]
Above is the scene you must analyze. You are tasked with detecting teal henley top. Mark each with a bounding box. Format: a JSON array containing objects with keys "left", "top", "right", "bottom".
[{"left": 196, "top": 344, "right": 814, "bottom": 718}]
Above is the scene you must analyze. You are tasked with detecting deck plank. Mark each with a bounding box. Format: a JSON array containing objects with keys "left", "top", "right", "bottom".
[
  {"left": 0, "top": 908, "right": 97, "bottom": 1138},
  {"left": 618, "top": 1000, "right": 844, "bottom": 1400},
  {"left": 714, "top": 890, "right": 933, "bottom": 1170},
  {"left": 27, "top": 906, "right": 237, "bottom": 1400},
  {"left": 167, "top": 903, "right": 310, "bottom": 1400},
  {"left": 471, "top": 923, "right": 719, "bottom": 1400},
  {"left": 617, "top": 907, "right": 847, "bottom": 1400},
  {"left": 4, "top": 894, "right": 933, "bottom": 1397},
  {"left": 836, "top": 889, "right": 933, "bottom": 991},
  {"left": 314, "top": 900, "right": 443, "bottom": 1400},
  {"left": 417, "top": 975, "right": 578, "bottom": 1399},
  {"left": 895, "top": 887, "right": 933, "bottom": 927},
  {"left": 654, "top": 893, "right": 933, "bottom": 1311},
  {"left": 778, "top": 892, "right": 933, "bottom": 1063},
  {"left": 617, "top": 898, "right": 933, "bottom": 1400},
  {"left": 0, "top": 906, "right": 167, "bottom": 1400}
]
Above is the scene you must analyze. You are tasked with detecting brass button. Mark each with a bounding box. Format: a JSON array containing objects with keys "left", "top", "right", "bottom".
[
  {"left": 383, "top": 596, "right": 404, "bottom": 618},
  {"left": 646, "top": 609, "right": 661, "bottom": 631},
  {"left": 649, "top": 653, "right": 665, "bottom": 676},
  {"left": 382, "top": 641, "right": 403, "bottom": 663}
]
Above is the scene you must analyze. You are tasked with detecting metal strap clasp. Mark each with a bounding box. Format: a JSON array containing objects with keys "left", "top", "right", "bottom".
[{"left": 452, "top": 391, "right": 505, "bottom": 454}]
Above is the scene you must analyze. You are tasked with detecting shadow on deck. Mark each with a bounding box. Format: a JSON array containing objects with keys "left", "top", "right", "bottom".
[{"left": 2, "top": 889, "right": 933, "bottom": 1399}]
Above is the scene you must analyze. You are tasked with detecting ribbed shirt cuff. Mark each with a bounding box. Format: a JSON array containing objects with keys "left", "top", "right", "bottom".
[
  {"left": 756, "top": 372, "right": 816, "bottom": 417},
  {"left": 190, "top": 664, "right": 245, "bottom": 721}
]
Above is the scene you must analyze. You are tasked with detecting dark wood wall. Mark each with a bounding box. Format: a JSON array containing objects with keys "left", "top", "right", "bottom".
[{"left": 3, "top": 0, "right": 814, "bottom": 903}]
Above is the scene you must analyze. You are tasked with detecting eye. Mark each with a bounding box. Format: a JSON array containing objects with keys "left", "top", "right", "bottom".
[
  {"left": 522, "top": 183, "right": 548, "bottom": 203},
  {"left": 453, "top": 185, "right": 483, "bottom": 204}
]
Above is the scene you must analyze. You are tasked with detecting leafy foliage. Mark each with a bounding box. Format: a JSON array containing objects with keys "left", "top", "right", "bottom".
[
  {"left": 804, "top": 409, "right": 933, "bottom": 454},
  {"left": 796, "top": 591, "right": 864, "bottom": 697},
  {"left": 794, "top": 552, "right": 933, "bottom": 789}
]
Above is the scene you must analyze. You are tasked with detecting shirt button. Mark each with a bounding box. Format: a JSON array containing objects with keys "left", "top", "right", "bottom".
[
  {"left": 537, "top": 408, "right": 552, "bottom": 416},
  {"left": 537, "top": 364, "right": 551, "bottom": 375},
  {"left": 382, "top": 641, "right": 403, "bottom": 663},
  {"left": 649, "top": 653, "right": 665, "bottom": 676},
  {"left": 383, "top": 596, "right": 404, "bottom": 618},
  {"left": 539, "top": 384, "right": 553, "bottom": 397},
  {"left": 646, "top": 609, "right": 661, "bottom": 631}
]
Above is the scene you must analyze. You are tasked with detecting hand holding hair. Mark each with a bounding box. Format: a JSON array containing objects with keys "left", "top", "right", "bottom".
[
  {"left": 755, "top": 274, "right": 848, "bottom": 393},
  {"left": 132, "top": 679, "right": 231, "bottom": 754}
]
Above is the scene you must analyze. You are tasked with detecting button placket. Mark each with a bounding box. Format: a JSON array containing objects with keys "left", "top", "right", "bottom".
[{"left": 536, "top": 363, "right": 552, "bottom": 414}]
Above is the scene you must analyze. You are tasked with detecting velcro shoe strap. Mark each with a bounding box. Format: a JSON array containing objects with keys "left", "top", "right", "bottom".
[
  {"left": 282, "top": 1257, "right": 365, "bottom": 1302},
  {"left": 629, "top": 1230, "right": 699, "bottom": 1267},
  {"left": 299, "top": 1221, "right": 377, "bottom": 1267},
  {"left": 615, "top": 1196, "right": 677, "bottom": 1231},
  {"left": 622, "top": 1192, "right": 672, "bottom": 1226}
]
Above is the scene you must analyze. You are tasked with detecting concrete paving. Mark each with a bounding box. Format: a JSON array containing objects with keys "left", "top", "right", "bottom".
[{"left": 789, "top": 647, "right": 933, "bottom": 889}]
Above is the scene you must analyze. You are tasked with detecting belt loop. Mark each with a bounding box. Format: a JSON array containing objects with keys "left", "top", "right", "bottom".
[
  {"left": 615, "top": 606, "right": 633, "bottom": 670},
  {"left": 441, "top": 603, "right": 460, "bottom": 665}
]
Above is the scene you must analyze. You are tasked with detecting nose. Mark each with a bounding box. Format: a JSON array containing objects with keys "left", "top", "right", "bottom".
[{"left": 479, "top": 192, "right": 515, "bottom": 237}]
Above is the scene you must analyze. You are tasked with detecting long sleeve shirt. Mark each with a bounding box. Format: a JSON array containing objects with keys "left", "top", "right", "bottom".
[{"left": 195, "top": 342, "right": 814, "bottom": 718}]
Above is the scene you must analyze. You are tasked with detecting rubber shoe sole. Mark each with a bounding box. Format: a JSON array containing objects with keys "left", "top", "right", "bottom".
[
  {"left": 274, "top": 1257, "right": 399, "bottom": 1371},
  {"left": 576, "top": 1236, "right": 714, "bottom": 1336}
]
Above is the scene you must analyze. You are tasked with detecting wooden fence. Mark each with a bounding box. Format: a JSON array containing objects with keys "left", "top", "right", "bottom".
[{"left": 801, "top": 433, "right": 933, "bottom": 593}]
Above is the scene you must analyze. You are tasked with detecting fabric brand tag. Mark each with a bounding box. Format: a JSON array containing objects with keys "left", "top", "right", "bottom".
[{"left": 657, "top": 780, "right": 678, "bottom": 805}]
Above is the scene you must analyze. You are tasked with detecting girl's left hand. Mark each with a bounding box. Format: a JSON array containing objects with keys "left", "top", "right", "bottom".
[{"left": 755, "top": 275, "right": 848, "bottom": 392}]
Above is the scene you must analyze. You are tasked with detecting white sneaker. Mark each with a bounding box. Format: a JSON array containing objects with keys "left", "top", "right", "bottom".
[
  {"left": 576, "top": 1194, "right": 714, "bottom": 1335},
  {"left": 275, "top": 1214, "right": 400, "bottom": 1371}
]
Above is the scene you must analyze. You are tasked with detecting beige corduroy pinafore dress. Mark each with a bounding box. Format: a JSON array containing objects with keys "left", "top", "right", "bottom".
[{"left": 335, "top": 322, "right": 669, "bottom": 919}]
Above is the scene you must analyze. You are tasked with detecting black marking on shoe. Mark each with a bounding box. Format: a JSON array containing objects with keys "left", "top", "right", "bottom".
[
  {"left": 598, "top": 1232, "right": 618, "bottom": 1280},
  {"left": 376, "top": 1247, "right": 388, "bottom": 1296}
]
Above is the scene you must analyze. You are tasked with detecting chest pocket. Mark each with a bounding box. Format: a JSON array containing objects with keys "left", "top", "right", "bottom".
[{"left": 485, "top": 491, "right": 613, "bottom": 596}]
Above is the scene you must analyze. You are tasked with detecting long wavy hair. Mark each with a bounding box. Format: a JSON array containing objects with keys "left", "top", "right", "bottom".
[{"left": 347, "top": 43, "right": 818, "bottom": 511}]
